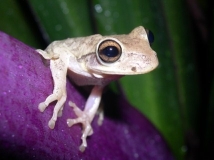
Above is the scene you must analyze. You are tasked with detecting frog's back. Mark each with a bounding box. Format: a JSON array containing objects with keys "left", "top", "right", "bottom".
[{"left": 45, "top": 34, "right": 102, "bottom": 58}]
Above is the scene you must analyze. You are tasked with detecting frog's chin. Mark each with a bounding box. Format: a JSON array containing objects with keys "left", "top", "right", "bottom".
[
  {"left": 92, "top": 73, "right": 104, "bottom": 78},
  {"left": 91, "top": 72, "right": 123, "bottom": 79}
]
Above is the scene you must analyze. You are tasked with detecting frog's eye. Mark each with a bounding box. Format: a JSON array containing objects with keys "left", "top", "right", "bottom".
[
  {"left": 97, "top": 40, "right": 122, "bottom": 63},
  {"left": 146, "top": 29, "right": 154, "bottom": 45}
]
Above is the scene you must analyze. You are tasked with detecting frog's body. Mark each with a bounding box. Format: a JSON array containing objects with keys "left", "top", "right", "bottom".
[{"left": 37, "top": 26, "right": 158, "bottom": 152}]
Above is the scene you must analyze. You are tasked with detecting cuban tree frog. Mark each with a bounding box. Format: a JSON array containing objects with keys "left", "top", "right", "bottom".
[{"left": 36, "top": 26, "right": 158, "bottom": 152}]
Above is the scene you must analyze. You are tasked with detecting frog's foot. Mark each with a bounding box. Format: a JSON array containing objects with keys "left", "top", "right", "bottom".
[
  {"left": 67, "top": 101, "right": 93, "bottom": 152},
  {"left": 38, "top": 92, "right": 66, "bottom": 129}
]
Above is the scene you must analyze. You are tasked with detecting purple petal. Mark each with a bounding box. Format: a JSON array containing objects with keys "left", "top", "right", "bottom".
[{"left": 0, "top": 31, "right": 174, "bottom": 160}]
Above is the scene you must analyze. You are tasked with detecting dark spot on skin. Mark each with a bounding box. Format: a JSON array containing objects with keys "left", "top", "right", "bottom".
[{"left": 131, "top": 67, "right": 136, "bottom": 72}]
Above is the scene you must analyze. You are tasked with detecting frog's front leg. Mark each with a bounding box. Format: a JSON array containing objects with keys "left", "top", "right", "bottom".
[
  {"left": 67, "top": 85, "right": 103, "bottom": 152},
  {"left": 37, "top": 50, "right": 69, "bottom": 129}
]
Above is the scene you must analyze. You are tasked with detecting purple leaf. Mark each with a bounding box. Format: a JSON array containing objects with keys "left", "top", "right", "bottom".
[{"left": 0, "top": 31, "right": 174, "bottom": 160}]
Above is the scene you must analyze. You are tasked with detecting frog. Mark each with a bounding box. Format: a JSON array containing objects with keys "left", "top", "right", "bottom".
[{"left": 36, "top": 26, "right": 159, "bottom": 152}]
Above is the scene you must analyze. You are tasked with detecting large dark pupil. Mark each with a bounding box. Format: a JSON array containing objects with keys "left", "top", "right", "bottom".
[{"left": 102, "top": 46, "right": 119, "bottom": 57}]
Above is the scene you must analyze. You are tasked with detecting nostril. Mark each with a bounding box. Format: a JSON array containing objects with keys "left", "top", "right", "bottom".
[{"left": 131, "top": 67, "right": 137, "bottom": 72}]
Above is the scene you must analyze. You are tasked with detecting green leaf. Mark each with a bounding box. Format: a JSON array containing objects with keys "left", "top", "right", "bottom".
[
  {"left": 29, "top": 0, "right": 93, "bottom": 42},
  {"left": 0, "top": 0, "right": 43, "bottom": 47}
]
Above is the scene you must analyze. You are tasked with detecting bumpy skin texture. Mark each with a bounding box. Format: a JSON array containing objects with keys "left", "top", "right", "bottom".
[{"left": 0, "top": 32, "right": 174, "bottom": 160}]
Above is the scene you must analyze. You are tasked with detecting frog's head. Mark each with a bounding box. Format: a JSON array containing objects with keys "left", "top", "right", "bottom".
[{"left": 85, "top": 26, "right": 159, "bottom": 77}]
